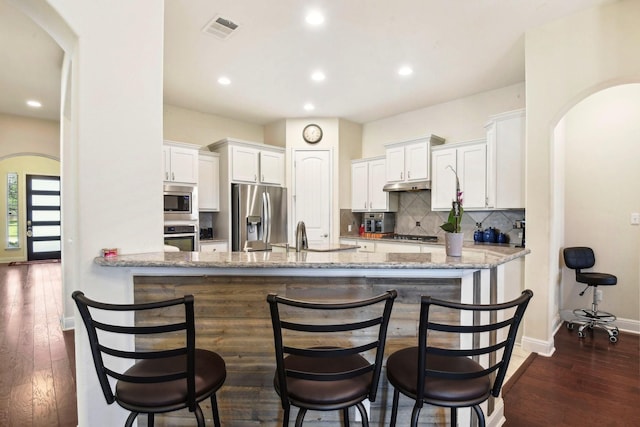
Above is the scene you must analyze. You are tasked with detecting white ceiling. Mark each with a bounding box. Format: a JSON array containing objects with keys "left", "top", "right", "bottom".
[{"left": 0, "top": 0, "right": 615, "bottom": 124}]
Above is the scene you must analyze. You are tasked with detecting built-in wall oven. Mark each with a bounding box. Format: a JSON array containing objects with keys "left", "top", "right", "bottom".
[
  {"left": 163, "top": 223, "right": 198, "bottom": 251},
  {"left": 164, "top": 184, "right": 197, "bottom": 221}
]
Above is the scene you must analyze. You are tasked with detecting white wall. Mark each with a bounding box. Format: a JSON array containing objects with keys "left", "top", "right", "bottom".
[
  {"left": 562, "top": 84, "right": 640, "bottom": 324},
  {"left": 28, "top": 1, "right": 166, "bottom": 425},
  {"left": 362, "top": 82, "right": 525, "bottom": 156},
  {"left": 338, "top": 118, "right": 362, "bottom": 209},
  {"left": 525, "top": 0, "right": 640, "bottom": 352},
  {"left": 164, "top": 104, "right": 264, "bottom": 148}
]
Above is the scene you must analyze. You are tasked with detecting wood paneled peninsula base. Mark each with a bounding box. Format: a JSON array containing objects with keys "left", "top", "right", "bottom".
[{"left": 94, "top": 247, "right": 529, "bottom": 427}]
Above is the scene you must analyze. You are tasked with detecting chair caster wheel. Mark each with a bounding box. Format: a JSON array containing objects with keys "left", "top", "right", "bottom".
[
  {"left": 578, "top": 331, "right": 586, "bottom": 338},
  {"left": 566, "top": 322, "right": 574, "bottom": 330},
  {"left": 609, "top": 335, "right": 618, "bottom": 343},
  {"left": 612, "top": 329, "right": 619, "bottom": 336}
]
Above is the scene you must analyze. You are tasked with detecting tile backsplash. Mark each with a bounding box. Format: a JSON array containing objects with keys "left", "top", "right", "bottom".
[{"left": 341, "top": 190, "right": 525, "bottom": 245}]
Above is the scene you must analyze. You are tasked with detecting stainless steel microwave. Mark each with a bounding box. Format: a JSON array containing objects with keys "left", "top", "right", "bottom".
[{"left": 163, "top": 184, "right": 197, "bottom": 221}]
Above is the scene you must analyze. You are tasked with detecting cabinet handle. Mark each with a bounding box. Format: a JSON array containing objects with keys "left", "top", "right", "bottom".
[
  {"left": 408, "top": 171, "right": 411, "bottom": 179},
  {"left": 254, "top": 174, "right": 257, "bottom": 182},
  {"left": 364, "top": 202, "right": 367, "bottom": 209},
  {"left": 171, "top": 172, "right": 175, "bottom": 181},
  {"left": 369, "top": 202, "right": 372, "bottom": 208},
  {"left": 165, "top": 172, "right": 168, "bottom": 180},
  {"left": 400, "top": 172, "right": 403, "bottom": 180}
]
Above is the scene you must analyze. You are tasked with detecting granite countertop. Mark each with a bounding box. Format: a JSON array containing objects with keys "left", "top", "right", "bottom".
[
  {"left": 340, "top": 235, "right": 520, "bottom": 249},
  {"left": 95, "top": 245, "right": 529, "bottom": 270},
  {"left": 271, "top": 242, "right": 360, "bottom": 252}
]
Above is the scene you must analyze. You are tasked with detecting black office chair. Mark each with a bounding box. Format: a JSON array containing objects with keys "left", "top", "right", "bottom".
[
  {"left": 72, "top": 291, "right": 226, "bottom": 427},
  {"left": 386, "top": 290, "right": 533, "bottom": 427},
  {"left": 563, "top": 246, "right": 619, "bottom": 342},
  {"left": 266, "top": 290, "right": 397, "bottom": 427}
]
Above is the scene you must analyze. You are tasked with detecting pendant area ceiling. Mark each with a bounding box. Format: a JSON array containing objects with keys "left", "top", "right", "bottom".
[{"left": 0, "top": 0, "right": 616, "bottom": 124}]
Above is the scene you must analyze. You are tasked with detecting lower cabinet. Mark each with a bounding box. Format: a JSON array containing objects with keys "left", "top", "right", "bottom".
[{"left": 200, "top": 241, "right": 228, "bottom": 252}]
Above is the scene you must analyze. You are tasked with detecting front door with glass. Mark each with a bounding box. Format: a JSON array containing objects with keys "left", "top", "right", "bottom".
[{"left": 26, "top": 175, "right": 61, "bottom": 261}]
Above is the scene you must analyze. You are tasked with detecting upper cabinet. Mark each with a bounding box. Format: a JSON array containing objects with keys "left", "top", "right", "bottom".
[
  {"left": 351, "top": 157, "right": 398, "bottom": 212},
  {"left": 163, "top": 141, "right": 199, "bottom": 184},
  {"left": 209, "top": 138, "right": 285, "bottom": 187},
  {"left": 432, "top": 140, "right": 487, "bottom": 210},
  {"left": 485, "top": 109, "right": 525, "bottom": 209},
  {"left": 385, "top": 135, "right": 445, "bottom": 186},
  {"left": 198, "top": 152, "right": 220, "bottom": 212}
]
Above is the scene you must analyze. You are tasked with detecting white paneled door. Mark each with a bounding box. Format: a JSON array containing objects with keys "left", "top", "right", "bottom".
[{"left": 293, "top": 150, "right": 331, "bottom": 246}]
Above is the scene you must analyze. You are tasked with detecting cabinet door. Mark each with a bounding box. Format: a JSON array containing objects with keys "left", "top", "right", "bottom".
[
  {"left": 457, "top": 143, "right": 487, "bottom": 209},
  {"left": 351, "top": 162, "right": 369, "bottom": 212},
  {"left": 198, "top": 154, "right": 220, "bottom": 211},
  {"left": 200, "top": 241, "right": 227, "bottom": 252},
  {"left": 375, "top": 241, "right": 421, "bottom": 253},
  {"left": 405, "top": 141, "right": 429, "bottom": 181},
  {"left": 493, "top": 113, "right": 525, "bottom": 208},
  {"left": 260, "top": 150, "right": 284, "bottom": 185},
  {"left": 431, "top": 148, "right": 457, "bottom": 210},
  {"left": 168, "top": 146, "right": 198, "bottom": 184},
  {"left": 231, "top": 145, "right": 259, "bottom": 183},
  {"left": 385, "top": 146, "right": 405, "bottom": 182},
  {"left": 369, "top": 159, "right": 389, "bottom": 210}
]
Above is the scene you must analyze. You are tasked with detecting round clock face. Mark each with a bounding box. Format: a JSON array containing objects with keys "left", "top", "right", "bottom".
[{"left": 303, "top": 124, "right": 323, "bottom": 144}]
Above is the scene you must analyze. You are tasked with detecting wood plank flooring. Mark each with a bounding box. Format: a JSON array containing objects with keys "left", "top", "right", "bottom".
[
  {"left": 1, "top": 262, "right": 638, "bottom": 426},
  {"left": 504, "top": 324, "right": 640, "bottom": 426},
  {"left": 0, "top": 263, "right": 76, "bottom": 427}
]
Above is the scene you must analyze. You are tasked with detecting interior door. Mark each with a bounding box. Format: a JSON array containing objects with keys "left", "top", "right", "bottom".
[
  {"left": 293, "top": 150, "right": 331, "bottom": 246},
  {"left": 26, "top": 175, "right": 61, "bottom": 261}
]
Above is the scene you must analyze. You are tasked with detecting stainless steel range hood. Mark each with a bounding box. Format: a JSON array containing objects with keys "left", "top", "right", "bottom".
[{"left": 383, "top": 180, "right": 431, "bottom": 192}]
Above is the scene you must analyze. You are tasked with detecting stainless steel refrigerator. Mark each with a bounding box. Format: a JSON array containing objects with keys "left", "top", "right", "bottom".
[{"left": 232, "top": 184, "right": 287, "bottom": 251}]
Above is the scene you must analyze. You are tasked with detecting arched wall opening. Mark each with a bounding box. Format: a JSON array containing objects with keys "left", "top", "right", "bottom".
[{"left": 551, "top": 83, "right": 640, "bottom": 333}]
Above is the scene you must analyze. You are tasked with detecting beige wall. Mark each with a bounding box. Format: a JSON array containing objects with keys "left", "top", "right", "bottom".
[
  {"left": 525, "top": 0, "right": 640, "bottom": 351},
  {"left": 562, "top": 84, "right": 640, "bottom": 323},
  {"left": 362, "top": 82, "right": 525, "bottom": 156},
  {"left": 163, "top": 104, "right": 264, "bottom": 148},
  {"left": 0, "top": 113, "right": 59, "bottom": 158},
  {"left": 338, "top": 118, "right": 363, "bottom": 209}
]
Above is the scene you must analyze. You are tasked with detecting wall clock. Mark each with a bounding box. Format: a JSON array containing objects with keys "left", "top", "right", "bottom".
[{"left": 302, "top": 124, "right": 323, "bottom": 144}]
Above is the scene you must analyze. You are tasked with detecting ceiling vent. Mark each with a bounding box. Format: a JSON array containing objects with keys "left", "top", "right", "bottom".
[{"left": 202, "top": 15, "right": 239, "bottom": 40}]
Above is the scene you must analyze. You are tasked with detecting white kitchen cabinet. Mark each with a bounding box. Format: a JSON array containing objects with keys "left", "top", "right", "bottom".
[
  {"left": 163, "top": 141, "right": 199, "bottom": 184},
  {"left": 200, "top": 240, "right": 228, "bottom": 252},
  {"left": 351, "top": 157, "right": 398, "bottom": 212},
  {"left": 339, "top": 238, "right": 375, "bottom": 253},
  {"left": 385, "top": 135, "right": 445, "bottom": 185},
  {"left": 198, "top": 152, "right": 220, "bottom": 211},
  {"left": 421, "top": 244, "right": 446, "bottom": 255},
  {"left": 374, "top": 241, "right": 421, "bottom": 253},
  {"left": 485, "top": 109, "right": 525, "bottom": 209},
  {"left": 228, "top": 143, "right": 285, "bottom": 186},
  {"left": 432, "top": 140, "right": 487, "bottom": 210}
]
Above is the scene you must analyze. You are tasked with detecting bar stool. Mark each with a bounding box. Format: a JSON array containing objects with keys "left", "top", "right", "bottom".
[
  {"left": 266, "top": 290, "right": 397, "bottom": 426},
  {"left": 72, "top": 291, "right": 226, "bottom": 427},
  {"left": 386, "top": 290, "right": 533, "bottom": 427}
]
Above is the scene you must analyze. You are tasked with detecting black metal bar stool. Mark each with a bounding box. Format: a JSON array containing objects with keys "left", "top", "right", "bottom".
[
  {"left": 266, "top": 290, "right": 397, "bottom": 427},
  {"left": 72, "top": 291, "right": 227, "bottom": 426}
]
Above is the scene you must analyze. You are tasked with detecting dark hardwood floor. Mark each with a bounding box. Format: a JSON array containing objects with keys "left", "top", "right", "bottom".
[
  {"left": 504, "top": 323, "right": 640, "bottom": 426},
  {"left": 1, "top": 262, "right": 638, "bottom": 426},
  {"left": 0, "top": 263, "right": 76, "bottom": 427}
]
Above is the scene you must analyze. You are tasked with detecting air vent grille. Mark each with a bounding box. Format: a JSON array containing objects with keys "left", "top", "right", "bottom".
[{"left": 202, "top": 15, "right": 239, "bottom": 40}]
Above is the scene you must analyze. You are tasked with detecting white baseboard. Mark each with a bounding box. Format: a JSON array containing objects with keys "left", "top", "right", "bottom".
[
  {"left": 521, "top": 335, "right": 555, "bottom": 357},
  {"left": 61, "top": 316, "right": 75, "bottom": 331},
  {"left": 614, "top": 317, "right": 640, "bottom": 334}
]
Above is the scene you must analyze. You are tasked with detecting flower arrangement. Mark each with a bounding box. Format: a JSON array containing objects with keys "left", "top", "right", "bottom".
[{"left": 440, "top": 165, "right": 463, "bottom": 233}]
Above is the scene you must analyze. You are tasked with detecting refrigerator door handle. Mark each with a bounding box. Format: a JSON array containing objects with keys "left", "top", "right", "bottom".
[
  {"left": 265, "top": 191, "right": 272, "bottom": 244},
  {"left": 262, "top": 191, "right": 270, "bottom": 244}
]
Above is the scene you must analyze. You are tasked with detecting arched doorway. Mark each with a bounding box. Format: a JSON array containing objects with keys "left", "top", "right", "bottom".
[{"left": 553, "top": 83, "right": 640, "bottom": 334}]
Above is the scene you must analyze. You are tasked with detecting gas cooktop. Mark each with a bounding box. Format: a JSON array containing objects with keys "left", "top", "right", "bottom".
[{"left": 383, "top": 234, "right": 439, "bottom": 242}]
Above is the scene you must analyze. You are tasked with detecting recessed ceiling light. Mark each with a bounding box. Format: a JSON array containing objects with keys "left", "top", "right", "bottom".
[
  {"left": 27, "top": 100, "right": 42, "bottom": 108},
  {"left": 398, "top": 66, "right": 413, "bottom": 76},
  {"left": 217, "top": 76, "right": 231, "bottom": 85},
  {"left": 305, "top": 11, "right": 325, "bottom": 26},
  {"left": 303, "top": 103, "right": 315, "bottom": 111},
  {"left": 311, "top": 71, "right": 325, "bottom": 82}
]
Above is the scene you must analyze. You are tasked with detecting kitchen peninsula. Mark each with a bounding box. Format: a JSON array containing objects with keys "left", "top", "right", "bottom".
[{"left": 95, "top": 246, "right": 529, "bottom": 426}]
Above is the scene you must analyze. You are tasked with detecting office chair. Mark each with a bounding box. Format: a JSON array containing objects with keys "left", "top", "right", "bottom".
[
  {"left": 563, "top": 246, "right": 619, "bottom": 342},
  {"left": 266, "top": 290, "right": 397, "bottom": 427},
  {"left": 72, "top": 291, "right": 226, "bottom": 427},
  {"left": 386, "top": 290, "right": 533, "bottom": 427}
]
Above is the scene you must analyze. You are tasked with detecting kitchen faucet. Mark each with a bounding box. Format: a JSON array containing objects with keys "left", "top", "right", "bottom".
[{"left": 295, "top": 221, "right": 308, "bottom": 252}]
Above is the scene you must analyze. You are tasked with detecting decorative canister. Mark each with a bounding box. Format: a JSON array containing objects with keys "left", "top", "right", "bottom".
[
  {"left": 473, "top": 229, "right": 484, "bottom": 242},
  {"left": 483, "top": 227, "right": 496, "bottom": 243}
]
